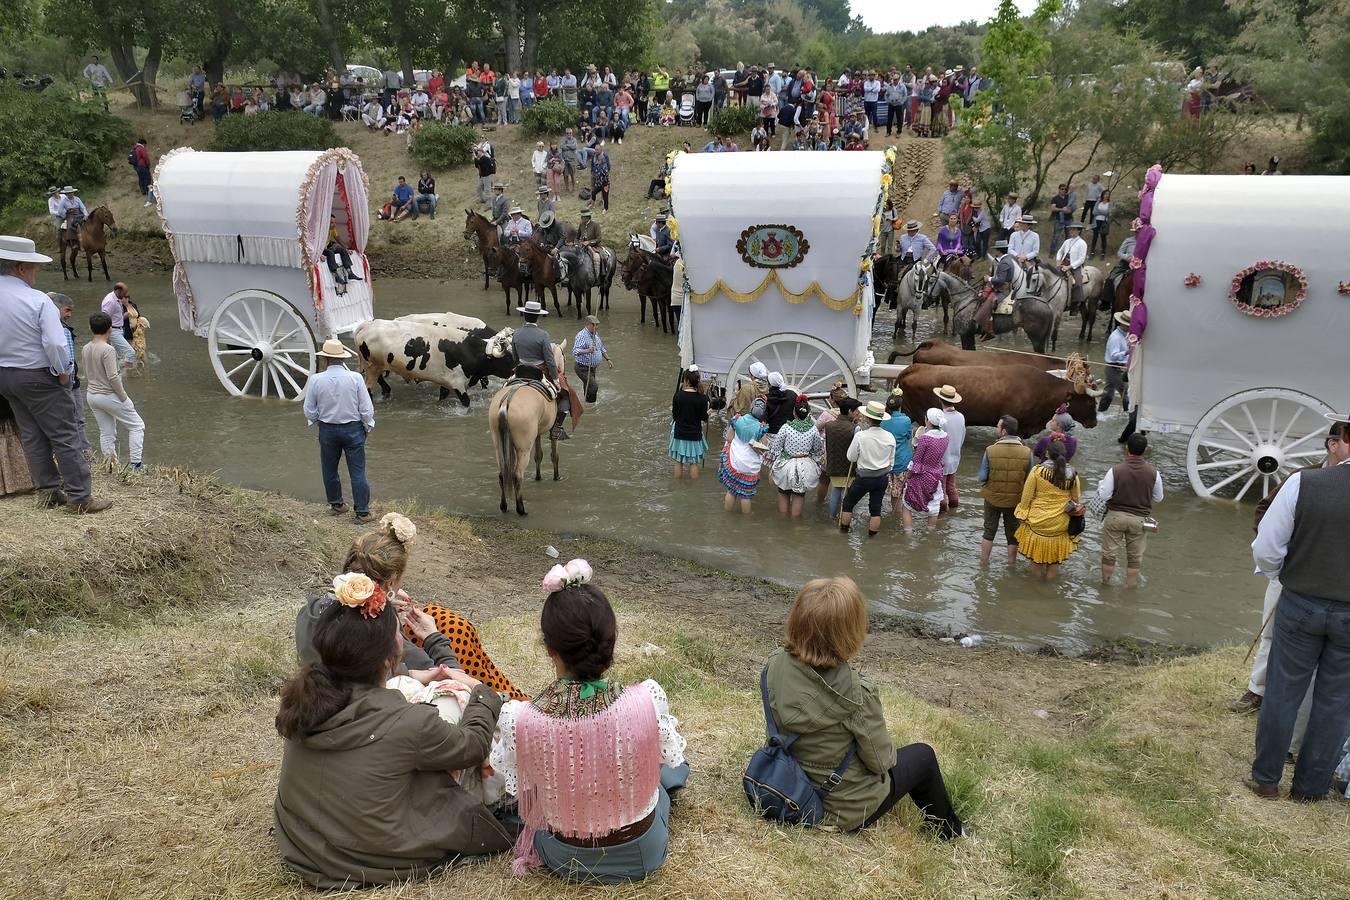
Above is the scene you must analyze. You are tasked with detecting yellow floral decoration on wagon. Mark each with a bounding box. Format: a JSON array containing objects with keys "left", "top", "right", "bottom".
[{"left": 667, "top": 217, "right": 680, "bottom": 240}]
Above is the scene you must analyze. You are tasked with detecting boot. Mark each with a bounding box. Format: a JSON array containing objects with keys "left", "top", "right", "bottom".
[{"left": 550, "top": 410, "right": 569, "bottom": 441}]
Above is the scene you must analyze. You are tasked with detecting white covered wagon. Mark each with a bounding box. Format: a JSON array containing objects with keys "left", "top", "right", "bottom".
[
  {"left": 153, "top": 148, "right": 374, "bottom": 400},
  {"left": 670, "top": 150, "right": 890, "bottom": 402},
  {"left": 1136, "top": 173, "right": 1347, "bottom": 499}
]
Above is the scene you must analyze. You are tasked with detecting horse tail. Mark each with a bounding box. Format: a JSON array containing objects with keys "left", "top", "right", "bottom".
[{"left": 495, "top": 390, "right": 516, "bottom": 502}]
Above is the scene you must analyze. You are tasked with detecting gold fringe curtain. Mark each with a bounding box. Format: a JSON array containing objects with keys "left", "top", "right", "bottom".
[{"left": 686, "top": 271, "right": 860, "bottom": 311}]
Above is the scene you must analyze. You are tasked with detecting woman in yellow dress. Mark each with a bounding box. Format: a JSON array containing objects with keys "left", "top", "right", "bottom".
[{"left": 1013, "top": 440, "right": 1083, "bottom": 579}]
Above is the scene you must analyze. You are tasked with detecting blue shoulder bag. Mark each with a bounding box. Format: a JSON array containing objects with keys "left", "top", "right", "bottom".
[{"left": 743, "top": 666, "right": 857, "bottom": 826}]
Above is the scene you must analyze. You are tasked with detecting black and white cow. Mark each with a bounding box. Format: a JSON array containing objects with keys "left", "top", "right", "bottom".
[{"left": 355, "top": 313, "right": 516, "bottom": 406}]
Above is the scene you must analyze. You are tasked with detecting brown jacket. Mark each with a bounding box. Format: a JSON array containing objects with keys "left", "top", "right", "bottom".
[
  {"left": 273, "top": 682, "right": 514, "bottom": 889},
  {"left": 981, "top": 437, "right": 1031, "bottom": 507}
]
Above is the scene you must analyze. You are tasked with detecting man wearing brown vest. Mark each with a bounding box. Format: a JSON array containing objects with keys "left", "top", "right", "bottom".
[
  {"left": 822, "top": 398, "right": 862, "bottom": 519},
  {"left": 1248, "top": 415, "right": 1350, "bottom": 801},
  {"left": 977, "top": 415, "right": 1031, "bottom": 566},
  {"left": 1097, "top": 433, "right": 1163, "bottom": 587}
]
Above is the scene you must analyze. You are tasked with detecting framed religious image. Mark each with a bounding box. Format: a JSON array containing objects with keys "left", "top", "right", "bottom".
[{"left": 1228, "top": 261, "right": 1308, "bottom": 318}]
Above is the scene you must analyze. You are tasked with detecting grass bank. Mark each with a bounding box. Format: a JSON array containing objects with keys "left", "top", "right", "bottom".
[{"left": 1, "top": 470, "right": 1345, "bottom": 899}]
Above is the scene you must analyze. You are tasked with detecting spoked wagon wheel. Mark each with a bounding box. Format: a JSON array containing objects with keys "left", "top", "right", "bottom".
[
  {"left": 729, "top": 333, "right": 857, "bottom": 415},
  {"left": 1186, "top": 388, "right": 1333, "bottom": 500},
  {"left": 208, "top": 290, "right": 316, "bottom": 400}
]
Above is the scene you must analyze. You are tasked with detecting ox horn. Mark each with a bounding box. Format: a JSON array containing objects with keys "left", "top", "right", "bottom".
[{"left": 1085, "top": 383, "right": 1105, "bottom": 398}]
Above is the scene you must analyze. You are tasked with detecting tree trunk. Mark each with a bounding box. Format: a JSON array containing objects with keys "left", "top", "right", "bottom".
[
  {"left": 501, "top": 0, "right": 521, "bottom": 73},
  {"left": 522, "top": 0, "right": 540, "bottom": 72},
  {"left": 314, "top": 0, "right": 346, "bottom": 74},
  {"left": 203, "top": 33, "right": 232, "bottom": 86},
  {"left": 399, "top": 44, "right": 416, "bottom": 90},
  {"left": 141, "top": 34, "right": 163, "bottom": 108}
]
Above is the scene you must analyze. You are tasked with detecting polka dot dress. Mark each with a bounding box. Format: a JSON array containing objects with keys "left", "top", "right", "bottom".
[{"left": 402, "top": 605, "right": 530, "bottom": 700}]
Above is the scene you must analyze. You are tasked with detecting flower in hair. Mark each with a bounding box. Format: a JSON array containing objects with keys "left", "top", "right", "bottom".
[
  {"left": 333, "top": 571, "right": 388, "bottom": 619},
  {"left": 542, "top": 558, "right": 593, "bottom": 593},
  {"left": 379, "top": 512, "right": 417, "bottom": 545}
]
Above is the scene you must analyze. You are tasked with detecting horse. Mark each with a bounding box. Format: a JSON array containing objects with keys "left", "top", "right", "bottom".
[
  {"left": 518, "top": 240, "right": 564, "bottom": 313},
  {"left": 938, "top": 271, "right": 1059, "bottom": 354},
  {"left": 61, "top": 206, "right": 115, "bottom": 282},
  {"left": 1040, "top": 264, "right": 1102, "bottom": 350},
  {"left": 559, "top": 243, "right": 616, "bottom": 318},
  {"left": 892, "top": 258, "right": 938, "bottom": 340},
  {"left": 621, "top": 243, "right": 673, "bottom": 334},
  {"left": 463, "top": 209, "right": 500, "bottom": 290},
  {"left": 495, "top": 243, "right": 530, "bottom": 314},
  {"left": 488, "top": 341, "right": 566, "bottom": 516},
  {"left": 1079, "top": 263, "right": 1134, "bottom": 343}
]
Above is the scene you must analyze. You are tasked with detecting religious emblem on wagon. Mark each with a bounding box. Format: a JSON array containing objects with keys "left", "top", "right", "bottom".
[
  {"left": 736, "top": 224, "right": 809, "bottom": 269},
  {"left": 1227, "top": 260, "right": 1308, "bottom": 319}
]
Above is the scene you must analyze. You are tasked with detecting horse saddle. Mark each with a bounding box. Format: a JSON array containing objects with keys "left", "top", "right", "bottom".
[
  {"left": 994, "top": 292, "right": 1016, "bottom": 317},
  {"left": 506, "top": 368, "right": 559, "bottom": 402}
]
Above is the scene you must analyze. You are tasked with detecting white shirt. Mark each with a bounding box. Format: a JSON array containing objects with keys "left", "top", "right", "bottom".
[
  {"left": 846, "top": 424, "right": 897, "bottom": 473},
  {"left": 100, "top": 291, "right": 126, "bottom": 328},
  {"left": 48, "top": 194, "right": 63, "bottom": 217},
  {"left": 1105, "top": 327, "right": 1129, "bottom": 364},
  {"left": 302, "top": 364, "right": 375, "bottom": 429},
  {"left": 1056, "top": 236, "right": 1087, "bottom": 268},
  {"left": 0, "top": 275, "right": 71, "bottom": 374},
  {"left": 504, "top": 218, "right": 533, "bottom": 239},
  {"left": 942, "top": 410, "right": 966, "bottom": 475},
  {"left": 83, "top": 63, "right": 112, "bottom": 86},
  {"left": 1096, "top": 465, "right": 1164, "bottom": 502},
  {"left": 1251, "top": 461, "right": 1350, "bottom": 576},
  {"left": 1008, "top": 229, "right": 1039, "bottom": 259},
  {"left": 999, "top": 203, "right": 1021, "bottom": 230}
]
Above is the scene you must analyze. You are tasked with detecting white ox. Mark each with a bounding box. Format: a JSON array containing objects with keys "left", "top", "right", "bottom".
[{"left": 354, "top": 312, "right": 515, "bottom": 406}]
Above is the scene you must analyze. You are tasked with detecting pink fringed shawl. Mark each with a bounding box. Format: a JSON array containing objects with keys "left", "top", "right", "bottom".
[{"left": 511, "top": 684, "right": 661, "bottom": 874}]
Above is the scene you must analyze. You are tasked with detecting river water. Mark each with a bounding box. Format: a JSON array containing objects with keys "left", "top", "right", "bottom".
[{"left": 51, "top": 274, "right": 1262, "bottom": 651}]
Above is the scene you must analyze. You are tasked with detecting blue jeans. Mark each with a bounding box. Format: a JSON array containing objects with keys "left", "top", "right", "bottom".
[
  {"left": 469, "top": 98, "right": 484, "bottom": 122},
  {"left": 1252, "top": 588, "right": 1350, "bottom": 797},
  {"left": 576, "top": 147, "right": 592, "bottom": 168},
  {"left": 415, "top": 193, "right": 437, "bottom": 216},
  {"left": 318, "top": 422, "right": 370, "bottom": 514},
  {"left": 590, "top": 105, "right": 610, "bottom": 125},
  {"left": 508, "top": 98, "right": 521, "bottom": 123},
  {"left": 1050, "top": 215, "right": 1071, "bottom": 251}
]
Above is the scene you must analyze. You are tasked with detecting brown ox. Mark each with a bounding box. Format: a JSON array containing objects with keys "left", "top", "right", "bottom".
[
  {"left": 890, "top": 340, "right": 1061, "bottom": 371},
  {"left": 895, "top": 363, "right": 1102, "bottom": 438}
]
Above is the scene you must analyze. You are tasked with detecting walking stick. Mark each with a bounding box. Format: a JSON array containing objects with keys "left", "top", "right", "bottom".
[
  {"left": 1242, "top": 602, "right": 1279, "bottom": 667},
  {"left": 837, "top": 459, "right": 856, "bottom": 526}
]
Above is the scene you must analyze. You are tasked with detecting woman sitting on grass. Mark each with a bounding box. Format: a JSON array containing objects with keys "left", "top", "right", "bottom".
[
  {"left": 493, "top": 559, "right": 689, "bottom": 884},
  {"left": 762, "top": 576, "right": 964, "bottom": 838},
  {"left": 275, "top": 517, "right": 517, "bottom": 889}
]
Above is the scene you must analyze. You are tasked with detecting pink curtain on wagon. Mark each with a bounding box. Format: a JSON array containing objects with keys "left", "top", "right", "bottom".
[
  {"left": 301, "top": 160, "right": 338, "bottom": 265},
  {"left": 342, "top": 162, "right": 370, "bottom": 254}
]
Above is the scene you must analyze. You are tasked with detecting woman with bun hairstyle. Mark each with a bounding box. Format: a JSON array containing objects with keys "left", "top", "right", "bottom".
[
  {"left": 493, "top": 559, "right": 688, "bottom": 884},
  {"left": 294, "top": 513, "right": 526, "bottom": 699},
  {"left": 274, "top": 515, "right": 516, "bottom": 889},
  {"left": 769, "top": 395, "right": 824, "bottom": 517}
]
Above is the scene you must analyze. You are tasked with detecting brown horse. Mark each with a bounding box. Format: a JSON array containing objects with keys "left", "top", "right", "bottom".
[
  {"left": 496, "top": 244, "right": 530, "bottom": 315},
  {"left": 518, "top": 240, "right": 564, "bottom": 313},
  {"left": 61, "top": 206, "right": 115, "bottom": 282},
  {"left": 463, "top": 209, "right": 500, "bottom": 290},
  {"left": 620, "top": 243, "right": 674, "bottom": 334},
  {"left": 489, "top": 342, "right": 566, "bottom": 516}
]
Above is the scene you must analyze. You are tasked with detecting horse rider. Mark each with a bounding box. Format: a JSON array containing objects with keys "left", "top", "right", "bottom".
[
  {"left": 648, "top": 204, "right": 671, "bottom": 242},
  {"left": 653, "top": 213, "right": 675, "bottom": 261},
  {"left": 535, "top": 185, "right": 554, "bottom": 220},
  {"left": 1107, "top": 218, "right": 1140, "bottom": 293},
  {"left": 47, "top": 187, "right": 63, "bottom": 247},
  {"left": 1055, "top": 221, "right": 1088, "bottom": 313},
  {"left": 1007, "top": 213, "right": 1041, "bottom": 290},
  {"left": 894, "top": 219, "right": 937, "bottom": 280},
  {"left": 975, "top": 239, "right": 1016, "bottom": 340},
  {"left": 56, "top": 186, "right": 89, "bottom": 238},
  {"left": 577, "top": 207, "right": 604, "bottom": 276},
  {"left": 490, "top": 182, "right": 509, "bottom": 235},
  {"left": 503, "top": 207, "right": 533, "bottom": 244},
  {"left": 535, "top": 211, "right": 568, "bottom": 282},
  {"left": 510, "top": 298, "right": 572, "bottom": 441}
]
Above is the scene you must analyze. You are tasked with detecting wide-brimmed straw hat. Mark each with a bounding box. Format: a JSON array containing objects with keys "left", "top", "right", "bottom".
[
  {"left": 539, "top": 211, "right": 555, "bottom": 227},
  {"left": 1019, "top": 214, "right": 1037, "bottom": 225},
  {"left": 536, "top": 185, "right": 550, "bottom": 194},
  {"left": 317, "top": 338, "right": 352, "bottom": 359},
  {"left": 579, "top": 207, "right": 592, "bottom": 216},
  {"left": 904, "top": 219, "right": 921, "bottom": 230},
  {"left": 60, "top": 185, "right": 78, "bottom": 194},
  {"left": 517, "top": 299, "right": 549, "bottom": 315},
  {"left": 1113, "top": 310, "right": 1132, "bottom": 326},
  {"left": 933, "top": 384, "right": 962, "bottom": 405},
  {"left": 509, "top": 206, "right": 523, "bottom": 215},
  {"left": 0, "top": 236, "right": 52, "bottom": 264},
  {"left": 1067, "top": 221, "right": 1084, "bottom": 231},
  {"left": 993, "top": 239, "right": 1009, "bottom": 250},
  {"left": 861, "top": 400, "right": 891, "bottom": 422}
]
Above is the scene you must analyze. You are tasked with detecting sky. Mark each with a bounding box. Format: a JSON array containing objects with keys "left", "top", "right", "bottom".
[{"left": 850, "top": 0, "right": 1040, "bottom": 34}]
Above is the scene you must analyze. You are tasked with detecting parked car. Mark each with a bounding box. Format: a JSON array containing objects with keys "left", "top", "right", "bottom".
[{"left": 346, "top": 64, "right": 382, "bottom": 85}]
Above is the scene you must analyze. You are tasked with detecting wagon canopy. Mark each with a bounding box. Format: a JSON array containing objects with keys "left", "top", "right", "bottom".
[
  {"left": 671, "top": 151, "right": 886, "bottom": 376},
  {"left": 154, "top": 148, "right": 370, "bottom": 270}
]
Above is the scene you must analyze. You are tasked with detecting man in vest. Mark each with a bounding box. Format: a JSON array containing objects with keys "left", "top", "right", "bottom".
[
  {"left": 1248, "top": 415, "right": 1350, "bottom": 801},
  {"left": 977, "top": 415, "right": 1031, "bottom": 566},
  {"left": 510, "top": 299, "right": 572, "bottom": 441},
  {"left": 490, "top": 182, "right": 509, "bottom": 233},
  {"left": 1097, "top": 433, "right": 1163, "bottom": 587}
]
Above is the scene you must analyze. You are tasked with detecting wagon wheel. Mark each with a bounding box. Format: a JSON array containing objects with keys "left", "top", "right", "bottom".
[
  {"left": 208, "top": 290, "right": 316, "bottom": 401},
  {"left": 1186, "top": 388, "right": 1333, "bottom": 500},
  {"left": 729, "top": 333, "right": 857, "bottom": 416}
]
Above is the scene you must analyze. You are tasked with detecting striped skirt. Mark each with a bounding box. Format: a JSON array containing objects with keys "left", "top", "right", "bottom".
[{"left": 717, "top": 446, "right": 761, "bottom": 499}]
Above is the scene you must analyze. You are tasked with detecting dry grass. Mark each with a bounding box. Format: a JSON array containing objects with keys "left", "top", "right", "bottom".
[{"left": 1, "top": 472, "right": 1347, "bottom": 899}]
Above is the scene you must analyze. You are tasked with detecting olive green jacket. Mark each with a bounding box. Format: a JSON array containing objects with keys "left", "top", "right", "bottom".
[
  {"left": 763, "top": 648, "right": 895, "bottom": 830},
  {"left": 273, "top": 682, "right": 514, "bottom": 889}
]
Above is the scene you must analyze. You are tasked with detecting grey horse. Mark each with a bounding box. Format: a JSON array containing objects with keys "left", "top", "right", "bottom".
[{"left": 936, "top": 271, "right": 1060, "bottom": 354}]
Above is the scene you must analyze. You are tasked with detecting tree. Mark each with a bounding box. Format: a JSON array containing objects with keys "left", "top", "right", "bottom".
[
  {"left": 797, "top": 0, "right": 850, "bottom": 33},
  {"left": 44, "top": 0, "right": 170, "bottom": 107},
  {"left": 1109, "top": 0, "right": 1243, "bottom": 67}
]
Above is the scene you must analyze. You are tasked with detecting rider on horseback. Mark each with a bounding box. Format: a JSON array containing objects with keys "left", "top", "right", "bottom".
[
  {"left": 653, "top": 213, "right": 675, "bottom": 261},
  {"left": 1007, "top": 214, "right": 1041, "bottom": 292},
  {"left": 576, "top": 208, "right": 604, "bottom": 280},
  {"left": 56, "top": 187, "right": 88, "bottom": 236},
  {"left": 535, "top": 210, "right": 568, "bottom": 283},
  {"left": 895, "top": 219, "right": 937, "bottom": 276},
  {"left": 975, "top": 239, "right": 1016, "bottom": 340},
  {"left": 490, "top": 182, "right": 509, "bottom": 236},
  {"left": 510, "top": 299, "right": 571, "bottom": 441},
  {"left": 1055, "top": 222, "right": 1088, "bottom": 314}
]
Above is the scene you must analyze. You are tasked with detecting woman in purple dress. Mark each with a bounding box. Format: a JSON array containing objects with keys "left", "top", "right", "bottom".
[
  {"left": 903, "top": 408, "right": 949, "bottom": 532},
  {"left": 935, "top": 214, "right": 963, "bottom": 266}
]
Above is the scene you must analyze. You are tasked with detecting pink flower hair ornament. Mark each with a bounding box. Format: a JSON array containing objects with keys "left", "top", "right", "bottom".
[
  {"left": 542, "top": 558, "right": 594, "bottom": 594},
  {"left": 332, "top": 572, "right": 388, "bottom": 619}
]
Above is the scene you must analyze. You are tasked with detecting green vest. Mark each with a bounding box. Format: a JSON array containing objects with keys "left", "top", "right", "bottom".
[
  {"left": 651, "top": 71, "right": 669, "bottom": 92},
  {"left": 982, "top": 440, "right": 1031, "bottom": 508}
]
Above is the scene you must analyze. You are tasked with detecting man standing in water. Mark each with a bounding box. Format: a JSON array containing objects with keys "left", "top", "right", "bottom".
[
  {"left": 303, "top": 339, "right": 375, "bottom": 523},
  {"left": 936, "top": 385, "right": 965, "bottom": 509},
  {"left": 977, "top": 415, "right": 1031, "bottom": 567},
  {"left": 571, "top": 315, "right": 611, "bottom": 405},
  {"left": 1097, "top": 433, "right": 1163, "bottom": 587},
  {"left": 1248, "top": 415, "right": 1350, "bottom": 801}
]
